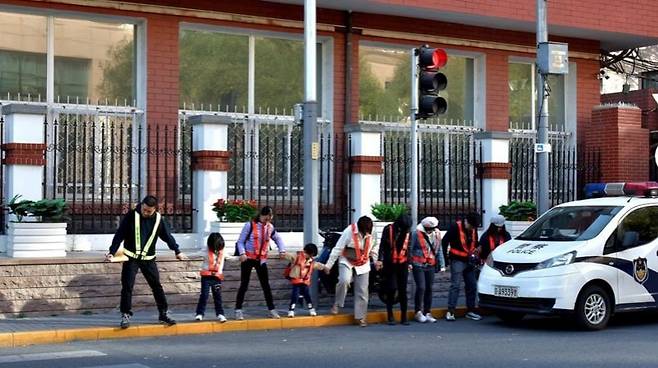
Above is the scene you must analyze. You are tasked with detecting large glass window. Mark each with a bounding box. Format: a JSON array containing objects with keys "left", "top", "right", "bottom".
[
  {"left": 359, "top": 44, "right": 474, "bottom": 124},
  {"left": 255, "top": 37, "right": 303, "bottom": 113},
  {"left": 517, "top": 206, "right": 621, "bottom": 242},
  {"left": 508, "top": 62, "right": 565, "bottom": 130},
  {"left": 0, "top": 11, "right": 136, "bottom": 105},
  {"left": 0, "top": 12, "right": 47, "bottom": 99}
]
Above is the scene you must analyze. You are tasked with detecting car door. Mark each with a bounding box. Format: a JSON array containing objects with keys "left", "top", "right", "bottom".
[{"left": 612, "top": 205, "right": 658, "bottom": 306}]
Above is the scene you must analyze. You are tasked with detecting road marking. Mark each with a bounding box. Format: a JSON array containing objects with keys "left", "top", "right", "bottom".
[{"left": 0, "top": 350, "right": 106, "bottom": 364}]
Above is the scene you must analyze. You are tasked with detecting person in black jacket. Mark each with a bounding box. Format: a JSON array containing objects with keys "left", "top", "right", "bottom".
[
  {"left": 377, "top": 214, "right": 412, "bottom": 325},
  {"left": 105, "top": 195, "right": 188, "bottom": 329},
  {"left": 478, "top": 214, "right": 511, "bottom": 262},
  {"left": 442, "top": 212, "right": 481, "bottom": 322}
]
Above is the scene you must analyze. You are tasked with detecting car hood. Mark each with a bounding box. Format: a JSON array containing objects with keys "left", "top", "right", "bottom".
[{"left": 491, "top": 238, "right": 585, "bottom": 263}]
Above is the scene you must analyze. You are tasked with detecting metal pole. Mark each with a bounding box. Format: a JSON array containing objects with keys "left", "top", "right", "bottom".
[
  {"left": 410, "top": 49, "right": 419, "bottom": 226},
  {"left": 304, "top": 0, "right": 320, "bottom": 306},
  {"left": 536, "top": 0, "right": 550, "bottom": 215}
]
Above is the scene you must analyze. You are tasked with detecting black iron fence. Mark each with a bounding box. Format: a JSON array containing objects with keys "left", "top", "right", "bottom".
[
  {"left": 381, "top": 126, "right": 482, "bottom": 228},
  {"left": 43, "top": 110, "right": 193, "bottom": 234},
  {"left": 222, "top": 117, "right": 350, "bottom": 232},
  {"left": 509, "top": 135, "right": 602, "bottom": 205}
]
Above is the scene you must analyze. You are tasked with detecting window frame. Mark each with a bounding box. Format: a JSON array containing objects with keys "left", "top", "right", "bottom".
[{"left": 613, "top": 205, "right": 658, "bottom": 251}]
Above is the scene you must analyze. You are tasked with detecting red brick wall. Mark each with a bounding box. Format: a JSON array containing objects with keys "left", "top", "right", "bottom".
[
  {"left": 587, "top": 105, "right": 648, "bottom": 182},
  {"left": 601, "top": 89, "right": 658, "bottom": 131}
]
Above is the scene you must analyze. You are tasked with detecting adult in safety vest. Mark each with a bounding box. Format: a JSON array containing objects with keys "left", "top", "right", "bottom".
[
  {"left": 324, "top": 216, "right": 379, "bottom": 327},
  {"left": 106, "top": 195, "right": 188, "bottom": 329},
  {"left": 377, "top": 214, "right": 413, "bottom": 325},
  {"left": 234, "top": 206, "right": 287, "bottom": 320},
  {"left": 441, "top": 212, "right": 482, "bottom": 322},
  {"left": 478, "top": 214, "right": 511, "bottom": 263}
]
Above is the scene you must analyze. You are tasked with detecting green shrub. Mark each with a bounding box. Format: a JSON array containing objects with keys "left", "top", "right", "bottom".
[
  {"left": 499, "top": 201, "right": 537, "bottom": 221},
  {"left": 7, "top": 195, "right": 69, "bottom": 222},
  {"left": 371, "top": 203, "right": 408, "bottom": 222}
]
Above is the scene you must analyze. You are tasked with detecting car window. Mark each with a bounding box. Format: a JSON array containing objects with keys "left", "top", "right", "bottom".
[
  {"left": 517, "top": 206, "right": 621, "bottom": 242},
  {"left": 615, "top": 206, "right": 658, "bottom": 250}
]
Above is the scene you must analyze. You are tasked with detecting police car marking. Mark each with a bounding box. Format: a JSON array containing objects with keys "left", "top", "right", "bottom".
[{"left": 576, "top": 256, "right": 658, "bottom": 303}]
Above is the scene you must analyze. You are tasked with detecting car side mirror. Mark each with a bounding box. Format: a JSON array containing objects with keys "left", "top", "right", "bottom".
[{"left": 621, "top": 231, "right": 640, "bottom": 248}]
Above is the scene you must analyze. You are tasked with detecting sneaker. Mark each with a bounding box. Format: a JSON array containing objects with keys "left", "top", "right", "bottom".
[
  {"left": 358, "top": 319, "right": 368, "bottom": 327},
  {"left": 309, "top": 308, "right": 317, "bottom": 317},
  {"left": 235, "top": 309, "right": 244, "bottom": 321},
  {"left": 159, "top": 313, "right": 177, "bottom": 326},
  {"left": 330, "top": 304, "right": 339, "bottom": 315},
  {"left": 287, "top": 310, "right": 295, "bottom": 318},
  {"left": 120, "top": 313, "right": 131, "bottom": 329},
  {"left": 425, "top": 313, "right": 437, "bottom": 323},
  {"left": 269, "top": 309, "right": 281, "bottom": 319},
  {"left": 445, "top": 311, "right": 456, "bottom": 321},
  {"left": 217, "top": 314, "right": 227, "bottom": 323},
  {"left": 195, "top": 314, "right": 203, "bottom": 321},
  {"left": 465, "top": 311, "right": 482, "bottom": 321},
  {"left": 415, "top": 311, "right": 427, "bottom": 323}
]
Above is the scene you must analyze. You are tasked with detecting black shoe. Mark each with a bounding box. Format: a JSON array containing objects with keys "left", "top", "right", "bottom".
[
  {"left": 401, "top": 320, "right": 410, "bottom": 326},
  {"left": 120, "top": 313, "right": 131, "bottom": 329},
  {"left": 159, "top": 313, "right": 177, "bottom": 326},
  {"left": 387, "top": 319, "right": 396, "bottom": 326}
]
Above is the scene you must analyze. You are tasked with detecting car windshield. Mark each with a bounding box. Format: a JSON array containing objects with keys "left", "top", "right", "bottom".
[{"left": 516, "top": 206, "right": 622, "bottom": 241}]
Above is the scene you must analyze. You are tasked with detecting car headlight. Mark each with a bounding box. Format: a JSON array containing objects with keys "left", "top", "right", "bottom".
[
  {"left": 535, "top": 251, "right": 576, "bottom": 270},
  {"left": 485, "top": 253, "right": 494, "bottom": 267}
]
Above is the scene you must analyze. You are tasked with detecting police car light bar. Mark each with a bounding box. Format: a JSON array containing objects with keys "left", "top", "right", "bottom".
[{"left": 584, "top": 182, "right": 658, "bottom": 198}]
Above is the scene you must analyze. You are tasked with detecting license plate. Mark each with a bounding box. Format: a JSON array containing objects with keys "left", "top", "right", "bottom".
[{"left": 494, "top": 285, "right": 519, "bottom": 298}]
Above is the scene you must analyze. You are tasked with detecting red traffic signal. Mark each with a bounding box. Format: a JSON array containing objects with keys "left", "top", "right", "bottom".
[{"left": 417, "top": 46, "right": 448, "bottom": 119}]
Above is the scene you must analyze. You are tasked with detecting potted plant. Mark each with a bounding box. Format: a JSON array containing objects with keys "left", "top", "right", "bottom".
[
  {"left": 499, "top": 201, "right": 537, "bottom": 237},
  {"left": 209, "top": 199, "right": 258, "bottom": 247},
  {"left": 370, "top": 203, "right": 409, "bottom": 237},
  {"left": 6, "top": 195, "right": 69, "bottom": 258}
]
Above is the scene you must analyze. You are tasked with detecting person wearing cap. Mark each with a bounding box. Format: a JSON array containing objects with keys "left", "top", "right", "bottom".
[
  {"left": 478, "top": 214, "right": 512, "bottom": 263},
  {"left": 378, "top": 214, "right": 413, "bottom": 325},
  {"left": 442, "top": 212, "right": 481, "bottom": 321},
  {"left": 409, "top": 216, "right": 445, "bottom": 323}
]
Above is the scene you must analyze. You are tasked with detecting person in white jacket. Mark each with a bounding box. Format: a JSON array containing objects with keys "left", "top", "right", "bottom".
[{"left": 324, "top": 216, "right": 380, "bottom": 327}]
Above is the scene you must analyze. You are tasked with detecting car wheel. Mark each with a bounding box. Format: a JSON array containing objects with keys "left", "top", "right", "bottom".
[
  {"left": 495, "top": 311, "right": 525, "bottom": 324},
  {"left": 574, "top": 285, "right": 611, "bottom": 330}
]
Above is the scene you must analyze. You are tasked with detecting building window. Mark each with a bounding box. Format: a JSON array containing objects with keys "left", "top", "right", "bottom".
[
  {"left": 359, "top": 43, "right": 474, "bottom": 124},
  {"left": 0, "top": 10, "right": 137, "bottom": 105},
  {"left": 509, "top": 61, "right": 565, "bottom": 131},
  {"left": 641, "top": 71, "right": 658, "bottom": 89}
]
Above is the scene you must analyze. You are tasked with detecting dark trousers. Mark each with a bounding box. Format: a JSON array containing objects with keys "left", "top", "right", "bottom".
[
  {"left": 120, "top": 259, "right": 168, "bottom": 316},
  {"left": 412, "top": 265, "right": 435, "bottom": 314},
  {"left": 289, "top": 284, "right": 313, "bottom": 309},
  {"left": 235, "top": 259, "right": 275, "bottom": 310},
  {"left": 384, "top": 263, "right": 409, "bottom": 320},
  {"left": 448, "top": 259, "right": 478, "bottom": 311},
  {"left": 195, "top": 276, "right": 224, "bottom": 316}
]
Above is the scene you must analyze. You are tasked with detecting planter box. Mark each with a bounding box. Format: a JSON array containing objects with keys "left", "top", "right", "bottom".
[
  {"left": 210, "top": 221, "right": 246, "bottom": 254},
  {"left": 8, "top": 222, "right": 67, "bottom": 258},
  {"left": 506, "top": 220, "right": 534, "bottom": 238}
]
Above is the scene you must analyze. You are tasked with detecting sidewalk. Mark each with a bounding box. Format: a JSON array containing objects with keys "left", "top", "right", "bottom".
[{"left": 0, "top": 294, "right": 469, "bottom": 348}]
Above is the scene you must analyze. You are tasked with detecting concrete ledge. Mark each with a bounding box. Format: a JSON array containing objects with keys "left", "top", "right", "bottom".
[
  {"left": 473, "top": 131, "right": 513, "bottom": 140},
  {"left": 188, "top": 114, "right": 233, "bottom": 125},
  {"left": 1, "top": 104, "right": 47, "bottom": 115},
  {"left": 3, "top": 307, "right": 468, "bottom": 347}
]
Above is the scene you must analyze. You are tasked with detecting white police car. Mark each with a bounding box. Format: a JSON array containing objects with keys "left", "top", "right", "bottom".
[{"left": 478, "top": 182, "right": 658, "bottom": 330}]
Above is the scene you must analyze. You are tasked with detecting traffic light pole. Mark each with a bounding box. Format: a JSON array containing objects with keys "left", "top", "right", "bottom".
[
  {"left": 536, "top": 0, "right": 550, "bottom": 215},
  {"left": 410, "top": 48, "right": 419, "bottom": 227},
  {"left": 303, "top": 0, "right": 320, "bottom": 305}
]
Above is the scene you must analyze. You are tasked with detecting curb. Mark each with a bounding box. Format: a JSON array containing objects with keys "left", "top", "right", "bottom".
[{"left": 0, "top": 307, "right": 469, "bottom": 348}]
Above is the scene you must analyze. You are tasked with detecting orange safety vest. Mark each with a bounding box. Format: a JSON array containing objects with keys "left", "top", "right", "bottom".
[
  {"left": 287, "top": 251, "right": 315, "bottom": 286},
  {"left": 245, "top": 221, "right": 272, "bottom": 260},
  {"left": 343, "top": 223, "right": 371, "bottom": 266},
  {"left": 412, "top": 230, "right": 436, "bottom": 266},
  {"left": 389, "top": 226, "right": 409, "bottom": 264},
  {"left": 200, "top": 249, "right": 224, "bottom": 280},
  {"left": 449, "top": 221, "right": 478, "bottom": 258},
  {"left": 488, "top": 234, "right": 505, "bottom": 252}
]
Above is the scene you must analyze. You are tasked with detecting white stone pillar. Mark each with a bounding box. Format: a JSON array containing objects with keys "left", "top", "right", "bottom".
[
  {"left": 475, "top": 131, "right": 512, "bottom": 228},
  {"left": 348, "top": 126, "right": 383, "bottom": 223},
  {"left": 190, "top": 115, "right": 231, "bottom": 236}
]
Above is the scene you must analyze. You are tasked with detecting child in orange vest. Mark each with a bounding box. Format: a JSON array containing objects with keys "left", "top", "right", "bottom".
[
  {"left": 195, "top": 233, "right": 227, "bottom": 322},
  {"left": 284, "top": 243, "right": 326, "bottom": 318}
]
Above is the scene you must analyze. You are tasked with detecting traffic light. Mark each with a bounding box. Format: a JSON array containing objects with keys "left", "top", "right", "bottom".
[{"left": 417, "top": 46, "right": 448, "bottom": 119}]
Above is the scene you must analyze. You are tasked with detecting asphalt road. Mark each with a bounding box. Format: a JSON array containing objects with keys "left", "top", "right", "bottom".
[{"left": 3, "top": 312, "right": 658, "bottom": 368}]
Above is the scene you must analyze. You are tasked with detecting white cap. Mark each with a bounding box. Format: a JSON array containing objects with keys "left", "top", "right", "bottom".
[
  {"left": 491, "top": 214, "right": 506, "bottom": 227},
  {"left": 421, "top": 216, "right": 439, "bottom": 228}
]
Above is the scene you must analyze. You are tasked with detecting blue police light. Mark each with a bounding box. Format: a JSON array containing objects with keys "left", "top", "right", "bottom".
[{"left": 584, "top": 182, "right": 658, "bottom": 198}]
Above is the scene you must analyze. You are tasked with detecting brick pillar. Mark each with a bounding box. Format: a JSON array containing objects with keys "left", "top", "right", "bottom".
[
  {"left": 475, "top": 131, "right": 512, "bottom": 227},
  {"left": 587, "top": 104, "right": 648, "bottom": 182},
  {"left": 190, "top": 115, "right": 231, "bottom": 235},
  {"left": 347, "top": 126, "right": 382, "bottom": 223}
]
